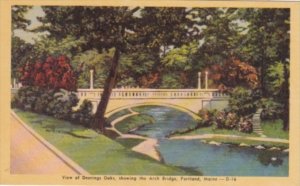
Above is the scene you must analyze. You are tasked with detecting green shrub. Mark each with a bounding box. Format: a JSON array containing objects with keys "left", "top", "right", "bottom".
[
  {"left": 215, "top": 110, "right": 226, "bottom": 128},
  {"left": 228, "top": 87, "right": 257, "bottom": 117},
  {"left": 47, "top": 90, "right": 79, "bottom": 120},
  {"left": 198, "top": 109, "right": 218, "bottom": 127},
  {"left": 71, "top": 100, "right": 93, "bottom": 127},
  {"left": 238, "top": 117, "right": 253, "bottom": 133},
  {"left": 224, "top": 112, "right": 239, "bottom": 129},
  {"left": 12, "top": 86, "right": 43, "bottom": 111},
  {"left": 215, "top": 111, "right": 239, "bottom": 130},
  {"left": 33, "top": 89, "right": 56, "bottom": 114},
  {"left": 12, "top": 86, "right": 81, "bottom": 121},
  {"left": 259, "top": 98, "right": 283, "bottom": 120},
  {"left": 197, "top": 108, "right": 252, "bottom": 133}
]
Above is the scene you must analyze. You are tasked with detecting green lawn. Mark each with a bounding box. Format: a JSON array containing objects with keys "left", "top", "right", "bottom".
[
  {"left": 172, "top": 120, "right": 289, "bottom": 140},
  {"left": 14, "top": 109, "right": 196, "bottom": 175},
  {"left": 261, "top": 119, "right": 289, "bottom": 139},
  {"left": 115, "top": 138, "right": 145, "bottom": 148}
]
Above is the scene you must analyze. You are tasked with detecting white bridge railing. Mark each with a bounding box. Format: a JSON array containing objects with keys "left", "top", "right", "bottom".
[{"left": 76, "top": 88, "right": 228, "bottom": 100}]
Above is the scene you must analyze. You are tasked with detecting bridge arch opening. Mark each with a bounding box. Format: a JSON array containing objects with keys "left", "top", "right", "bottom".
[{"left": 105, "top": 102, "right": 201, "bottom": 120}]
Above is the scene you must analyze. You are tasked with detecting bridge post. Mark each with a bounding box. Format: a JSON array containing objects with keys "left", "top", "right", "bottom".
[
  {"left": 198, "top": 72, "right": 201, "bottom": 89},
  {"left": 13, "top": 78, "right": 16, "bottom": 88},
  {"left": 90, "top": 69, "right": 94, "bottom": 89},
  {"left": 205, "top": 71, "right": 208, "bottom": 89}
]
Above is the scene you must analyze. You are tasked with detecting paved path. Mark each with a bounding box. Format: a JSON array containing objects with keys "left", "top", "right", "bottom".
[
  {"left": 170, "top": 134, "right": 289, "bottom": 143},
  {"left": 107, "top": 108, "right": 161, "bottom": 161},
  {"left": 10, "top": 113, "right": 88, "bottom": 175},
  {"left": 131, "top": 139, "right": 161, "bottom": 161}
]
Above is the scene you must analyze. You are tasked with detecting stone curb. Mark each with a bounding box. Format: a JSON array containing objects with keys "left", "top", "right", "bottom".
[
  {"left": 170, "top": 134, "right": 289, "bottom": 143},
  {"left": 11, "top": 111, "right": 90, "bottom": 175}
]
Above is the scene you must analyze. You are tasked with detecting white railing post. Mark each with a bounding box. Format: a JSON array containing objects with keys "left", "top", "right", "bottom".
[
  {"left": 198, "top": 72, "right": 201, "bottom": 89},
  {"left": 90, "top": 69, "right": 94, "bottom": 89},
  {"left": 205, "top": 71, "right": 208, "bottom": 89}
]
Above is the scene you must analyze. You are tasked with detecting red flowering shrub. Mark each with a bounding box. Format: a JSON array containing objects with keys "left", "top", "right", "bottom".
[{"left": 19, "top": 55, "right": 77, "bottom": 91}]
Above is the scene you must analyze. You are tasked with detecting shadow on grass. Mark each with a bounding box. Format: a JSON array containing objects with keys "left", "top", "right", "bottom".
[{"left": 64, "top": 131, "right": 94, "bottom": 139}]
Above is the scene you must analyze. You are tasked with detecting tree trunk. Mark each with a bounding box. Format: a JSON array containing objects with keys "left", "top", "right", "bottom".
[
  {"left": 282, "top": 63, "right": 289, "bottom": 131},
  {"left": 260, "top": 59, "right": 267, "bottom": 98},
  {"left": 92, "top": 48, "right": 121, "bottom": 133}
]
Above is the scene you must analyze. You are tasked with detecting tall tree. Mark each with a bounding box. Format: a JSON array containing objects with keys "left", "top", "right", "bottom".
[
  {"left": 12, "top": 6, "right": 31, "bottom": 31},
  {"left": 237, "top": 9, "right": 290, "bottom": 97},
  {"left": 11, "top": 36, "right": 35, "bottom": 79},
  {"left": 238, "top": 8, "right": 290, "bottom": 130},
  {"left": 192, "top": 8, "right": 241, "bottom": 67},
  {"left": 11, "top": 6, "right": 33, "bottom": 80},
  {"left": 37, "top": 6, "right": 195, "bottom": 132}
]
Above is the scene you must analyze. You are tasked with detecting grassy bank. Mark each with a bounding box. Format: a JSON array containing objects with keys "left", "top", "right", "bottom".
[
  {"left": 171, "top": 120, "right": 289, "bottom": 141},
  {"left": 115, "top": 114, "right": 155, "bottom": 133},
  {"left": 171, "top": 124, "right": 259, "bottom": 138},
  {"left": 201, "top": 137, "right": 289, "bottom": 149},
  {"left": 261, "top": 119, "right": 289, "bottom": 139},
  {"left": 13, "top": 109, "right": 197, "bottom": 175}
]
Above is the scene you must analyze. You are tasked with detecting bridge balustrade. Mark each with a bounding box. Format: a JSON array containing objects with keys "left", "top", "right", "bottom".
[{"left": 76, "top": 88, "right": 228, "bottom": 99}]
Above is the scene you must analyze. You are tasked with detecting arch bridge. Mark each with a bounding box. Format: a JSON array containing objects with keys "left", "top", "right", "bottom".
[{"left": 76, "top": 88, "right": 229, "bottom": 117}]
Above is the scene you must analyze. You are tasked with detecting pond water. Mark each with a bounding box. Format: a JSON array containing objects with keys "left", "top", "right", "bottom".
[{"left": 116, "top": 106, "right": 288, "bottom": 176}]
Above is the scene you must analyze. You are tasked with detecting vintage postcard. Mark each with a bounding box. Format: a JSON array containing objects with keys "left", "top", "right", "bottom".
[{"left": 1, "top": 0, "right": 300, "bottom": 185}]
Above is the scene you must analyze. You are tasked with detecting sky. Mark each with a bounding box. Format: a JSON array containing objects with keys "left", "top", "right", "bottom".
[
  {"left": 14, "top": 6, "right": 47, "bottom": 43},
  {"left": 13, "top": 6, "right": 249, "bottom": 44}
]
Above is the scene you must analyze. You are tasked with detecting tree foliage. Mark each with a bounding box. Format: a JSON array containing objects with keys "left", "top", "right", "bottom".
[
  {"left": 11, "top": 36, "right": 35, "bottom": 79},
  {"left": 237, "top": 8, "right": 290, "bottom": 97},
  {"left": 209, "top": 57, "right": 259, "bottom": 90},
  {"left": 12, "top": 6, "right": 31, "bottom": 31},
  {"left": 19, "top": 55, "right": 78, "bottom": 91},
  {"left": 13, "top": 6, "right": 290, "bottom": 131},
  {"left": 36, "top": 6, "right": 196, "bottom": 132}
]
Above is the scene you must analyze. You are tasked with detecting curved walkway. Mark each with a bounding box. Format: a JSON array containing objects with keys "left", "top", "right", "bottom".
[
  {"left": 11, "top": 112, "right": 89, "bottom": 175},
  {"left": 107, "top": 108, "right": 161, "bottom": 161},
  {"left": 169, "top": 134, "right": 289, "bottom": 143},
  {"left": 106, "top": 108, "right": 147, "bottom": 139}
]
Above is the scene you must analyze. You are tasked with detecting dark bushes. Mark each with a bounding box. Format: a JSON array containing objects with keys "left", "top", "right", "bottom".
[
  {"left": 228, "top": 87, "right": 258, "bottom": 117},
  {"left": 12, "top": 86, "right": 93, "bottom": 127},
  {"left": 238, "top": 117, "right": 253, "bottom": 133},
  {"left": 197, "top": 108, "right": 253, "bottom": 133},
  {"left": 47, "top": 90, "right": 79, "bottom": 120},
  {"left": 11, "top": 86, "right": 42, "bottom": 111},
  {"left": 198, "top": 109, "right": 217, "bottom": 127},
  {"left": 259, "top": 98, "right": 283, "bottom": 120},
  {"left": 71, "top": 100, "right": 93, "bottom": 127}
]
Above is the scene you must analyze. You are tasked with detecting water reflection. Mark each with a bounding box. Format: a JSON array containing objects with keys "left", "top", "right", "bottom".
[{"left": 257, "top": 151, "right": 284, "bottom": 167}]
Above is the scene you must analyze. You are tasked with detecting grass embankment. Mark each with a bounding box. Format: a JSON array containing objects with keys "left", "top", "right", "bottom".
[
  {"left": 261, "top": 119, "right": 289, "bottom": 139},
  {"left": 170, "top": 120, "right": 289, "bottom": 148},
  {"left": 171, "top": 120, "right": 288, "bottom": 140},
  {"left": 171, "top": 124, "right": 260, "bottom": 137},
  {"left": 114, "top": 114, "right": 155, "bottom": 133},
  {"left": 106, "top": 109, "right": 131, "bottom": 123},
  {"left": 202, "top": 137, "right": 288, "bottom": 149},
  {"left": 14, "top": 109, "right": 196, "bottom": 175}
]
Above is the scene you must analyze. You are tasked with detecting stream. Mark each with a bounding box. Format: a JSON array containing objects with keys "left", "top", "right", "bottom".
[{"left": 113, "top": 105, "right": 288, "bottom": 176}]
